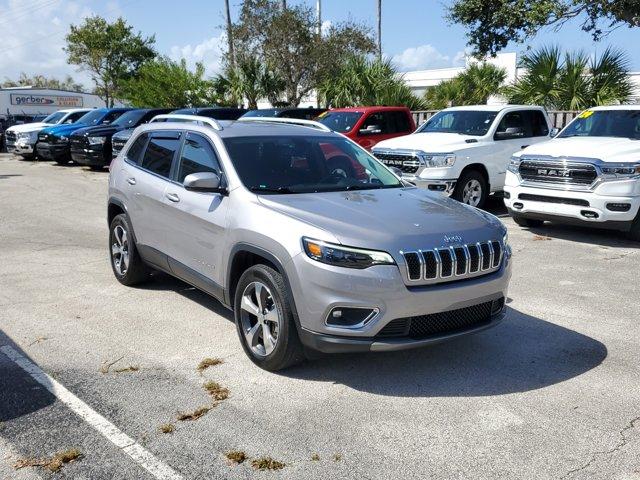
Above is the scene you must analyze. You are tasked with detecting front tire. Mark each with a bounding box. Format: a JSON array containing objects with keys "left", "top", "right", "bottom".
[
  {"left": 109, "top": 214, "right": 149, "bottom": 285},
  {"left": 234, "top": 264, "right": 304, "bottom": 371},
  {"left": 512, "top": 214, "right": 545, "bottom": 228},
  {"left": 627, "top": 215, "right": 640, "bottom": 242},
  {"left": 453, "top": 170, "right": 488, "bottom": 209}
]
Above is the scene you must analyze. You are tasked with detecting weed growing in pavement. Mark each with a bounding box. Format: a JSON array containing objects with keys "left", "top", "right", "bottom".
[
  {"left": 251, "top": 456, "right": 286, "bottom": 471},
  {"left": 311, "top": 453, "right": 320, "bottom": 461},
  {"left": 225, "top": 450, "right": 247, "bottom": 464},
  {"left": 14, "top": 448, "right": 81, "bottom": 472},
  {"left": 203, "top": 381, "right": 230, "bottom": 402},
  {"left": 114, "top": 365, "right": 139, "bottom": 373},
  {"left": 177, "top": 406, "right": 211, "bottom": 421},
  {"left": 99, "top": 355, "right": 124, "bottom": 374},
  {"left": 197, "top": 357, "right": 223, "bottom": 373},
  {"left": 532, "top": 235, "right": 552, "bottom": 241},
  {"left": 159, "top": 423, "right": 175, "bottom": 434},
  {"left": 333, "top": 453, "right": 342, "bottom": 461}
]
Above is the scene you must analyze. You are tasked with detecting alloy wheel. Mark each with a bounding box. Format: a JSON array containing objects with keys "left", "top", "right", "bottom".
[
  {"left": 111, "top": 225, "right": 130, "bottom": 276},
  {"left": 462, "top": 179, "right": 482, "bottom": 207},
  {"left": 239, "top": 281, "right": 280, "bottom": 357}
]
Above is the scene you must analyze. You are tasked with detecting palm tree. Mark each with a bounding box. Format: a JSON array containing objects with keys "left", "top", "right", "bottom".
[
  {"left": 223, "top": 56, "right": 285, "bottom": 109},
  {"left": 224, "top": 0, "right": 235, "bottom": 68},
  {"left": 507, "top": 46, "right": 632, "bottom": 109},
  {"left": 377, "top": 0, "right": 382, "bottom": 60},
  {"left": 424, "top": 63, "right": 506, "bottom": 109}
]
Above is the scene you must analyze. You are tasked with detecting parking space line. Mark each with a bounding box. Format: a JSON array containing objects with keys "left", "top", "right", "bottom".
[{"left": 0, "top": 345, "right": 184, "bottom": 480}]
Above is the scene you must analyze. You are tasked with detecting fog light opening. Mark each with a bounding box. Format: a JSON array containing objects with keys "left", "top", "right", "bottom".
[
  {"left": 503, "top": 191, "right": 511, "bottom": 199},
  {"left": 428, "top": 184, "right": 447, "bottom": 192},
  {"left": 326, "top": 307, "right": 378, "bottom": 328},
  {"left": 606, "top": 203, "right": 631, "bottom": 212},
  {"left": 581, "top": 210, "right": 599, "bottom": 219},
  {"left": 512, "top": 202, "right": 523, "bottom": 210},
  {"left": 491, "top": 297, "right": 505, "bottom": 315}
]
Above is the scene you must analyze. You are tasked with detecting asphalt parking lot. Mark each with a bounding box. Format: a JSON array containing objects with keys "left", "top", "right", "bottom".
[{"left": 0, "top": 152, "right": 639, "bottom": 479}]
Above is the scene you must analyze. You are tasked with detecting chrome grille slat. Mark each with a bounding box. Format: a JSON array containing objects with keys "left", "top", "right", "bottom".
[{"left": 402, "top": 240, "right": 504, "bottom": 285}]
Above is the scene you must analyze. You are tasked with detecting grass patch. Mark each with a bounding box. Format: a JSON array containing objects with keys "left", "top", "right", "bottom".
[
  {"left": 14, "top": 448, "right": 81, "bottom": 472},
  {"left": 114, "top": 365, "right": 139, "bottom": 373},
  {"left": 197, "top": 357, "right": 223, "bottom": 373},
  {"left": 251, "top": 457, "right": 285, "bottom": 471},
  {"left": 177, "top": 406, "right": 211, "bottom": 421},
  {"left": 225, "top": 450, "right": 247, "bottom": 464},
  {"left": 159, "top": 423, "right": 175, "bottom": 434},
  {"left": 203, "top": 381, "right": 229, "bottom": 401},
  {"left": 311, "top": 453, "right": 320, "bottom": 461}
]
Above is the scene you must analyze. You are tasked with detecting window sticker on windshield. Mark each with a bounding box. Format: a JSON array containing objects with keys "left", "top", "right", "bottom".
[{"left": 578, "top": 110, "right": 594, "bottom": 119}]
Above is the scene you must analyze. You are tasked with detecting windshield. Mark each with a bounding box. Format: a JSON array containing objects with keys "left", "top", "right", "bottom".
[
  {"left": 223, "top": 135, "right": 402, "bottom": 194},
  {"left": 112, "top": 110, "right": 146, "bottom": 127},
  {"left": 317, "top": 112, "right": 363, "bottom": 133},
  {"left": 417, "top": 110, "right": 498, "bottom": 136},
  {"left": 42, "top": 112, "right": 66, "bottom": 124},
  {"left": 77, "top": 110, "right": 105, "bottom": 126},
  {"left": 242, "top": 109, "right": 279, "bottom": 118},
  {"left": 559, "top": 110, "right": 640, "bottom": 140}
]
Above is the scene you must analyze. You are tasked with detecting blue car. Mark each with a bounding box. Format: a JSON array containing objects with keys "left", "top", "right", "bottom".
[{"left": 37, "top": 108, "right": 132, "bottom": 164}]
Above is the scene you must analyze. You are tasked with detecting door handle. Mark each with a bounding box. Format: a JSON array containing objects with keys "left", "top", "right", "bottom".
[
  {"left": 165, "top": 192, "right": 180, "bottom": 203},
  {"left": 521, "top": 145, "right": 530, "bottom": 149},
  {"left": 127, "top": 177, "right": 136, "bottom": 185}
]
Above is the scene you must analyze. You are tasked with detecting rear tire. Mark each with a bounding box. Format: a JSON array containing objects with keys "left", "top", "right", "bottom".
[
  {"left": 109, "top": 213, "right": 150, "bottom": 286},
  {"left": 234, "top": 264, "right": 304, "bottom": 371},
  {"left": 54, "top": 157, "right": 70, "bottom": 165},
  {"left": 512, "top": 214, "right": 545, "bottom": 228},
  {"left": 453, "top": 169, "right": 488, "bottom": 209},
  {"left": 89, "top": 165, "right": 104, "bottom": 171}
]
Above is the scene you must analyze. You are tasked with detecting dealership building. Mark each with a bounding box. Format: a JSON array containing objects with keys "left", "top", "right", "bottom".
[{"left": 0, "top": 87, "right": 105, "bottom": 119}]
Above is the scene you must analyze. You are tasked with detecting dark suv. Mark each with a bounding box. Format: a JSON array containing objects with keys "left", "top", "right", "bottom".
[
  {"left": 171, "top": 107, "right": 248, "bottom": 120},
  {"left": 241, "top": 107, "right": 327, "bottom": 120},
  {"left": 70, "top": 108, "right": 171, "bottom": 169}
]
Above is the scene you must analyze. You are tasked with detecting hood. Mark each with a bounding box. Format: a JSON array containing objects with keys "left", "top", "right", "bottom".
[
  {"left": 519, "top": 137, "right": 640, "bottom": 163},
  {"left": 374, "top": 132, "right": 481, "bottom": 152},
  {"left": 42, "top": 123, "right": 90, "bottom": 137},
  {"left": 258, "top": 187, "right": 505, "bottom": 253},
  {"left": 7, "top": 122, "right": 53, "bottom": 133},
  {"left": 71, "top": 124, "right": 119, "bottom": 138}
]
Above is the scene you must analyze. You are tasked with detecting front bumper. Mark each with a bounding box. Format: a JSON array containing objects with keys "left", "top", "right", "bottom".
[
  {"left": 71, "top": 147, "right": 107, "bottom": 166},
  {"left": 504, "top": 175, "right": 640, "bottom": 227},
  {"left": 287, "top": 251, "right": 512, "bottom": 353},
  {"left": 7, "top": 140, "right": 34, "bottom": 155},
  {"left": 405, "top": 176, "right": 457, "bottom": 195},
  {"left": 37, "top": 142, "right": 70, "bottom": 161}
]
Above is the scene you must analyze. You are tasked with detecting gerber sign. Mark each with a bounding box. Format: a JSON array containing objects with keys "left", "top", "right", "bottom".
[{"left": 10, "top": 94, "right": 83, "bottom": 107}]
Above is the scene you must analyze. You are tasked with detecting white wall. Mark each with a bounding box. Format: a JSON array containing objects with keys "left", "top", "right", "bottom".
[{"left": 0, "top": 87, "right": 106, "bottom": 117}]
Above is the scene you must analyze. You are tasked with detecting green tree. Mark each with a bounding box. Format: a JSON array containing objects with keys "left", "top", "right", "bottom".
[
  {"left": 318, "top": 55, "right": 426, "bottom": 110},
  {"left": 506, "top": 46, "right": 633, "bottom": 109},
  {"left": 121, "top": 57, "right": 216, "bottom": 108},
  {"left": 222, "top": 55, "right": 285, "bottom": 109},
  {"left": 448, "top": 0, "right": 640, "bottom": 57},
  {"left": 65, "top": 16, "right": 156, "bottom": 106},
  {"left": 1, "top": 73, "right": 86, "bottom": 92},
  {"left": 230, "top": 0, "right": 375, "bottom": 106},
  {"left": 424, "top": 62, "right": 507, "bottom": 109}
]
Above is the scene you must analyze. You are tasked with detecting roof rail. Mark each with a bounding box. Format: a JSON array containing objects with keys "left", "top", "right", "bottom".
[
  {"left": 237, "top": 116, "right": 331, "bottom": 132},
  {"left": 149, "top": 114, "right": 223, "bottom": 131}
]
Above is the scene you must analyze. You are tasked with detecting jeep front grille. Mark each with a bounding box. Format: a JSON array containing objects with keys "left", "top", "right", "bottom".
[
  {"left": 402, "top": 240, "right": 503, "bottom": 285},
  {"left": 376, "top": 298, "right": 504, "bottom": 339},
  {"left": 519, "top": 160, "right": 597, "bottom": 186},
  {"left": 374, "top": 152, "right": 424, "bottom": 174}
]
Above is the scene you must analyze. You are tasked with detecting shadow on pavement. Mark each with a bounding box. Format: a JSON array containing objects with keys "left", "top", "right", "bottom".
[
  {"left": 284, "top": 307, "right": 607, "bottom": 397},
  {"left": 525, "top": 223, "right": 638, "bottom": 248},
  {"left": 0, "top": 331, "right": 56, "bottom": 422}
]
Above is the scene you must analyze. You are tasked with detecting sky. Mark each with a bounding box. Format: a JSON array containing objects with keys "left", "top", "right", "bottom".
[{"left": 0, "top": 0, "right": 639, "bottom": 90}]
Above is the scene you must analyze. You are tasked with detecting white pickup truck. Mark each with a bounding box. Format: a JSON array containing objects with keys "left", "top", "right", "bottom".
[
  {"left": 504, "top": 106, "right": 640, "bottom": 240},
  {"left": 372, "top": 105, "right": 555, "bottom": 208}
]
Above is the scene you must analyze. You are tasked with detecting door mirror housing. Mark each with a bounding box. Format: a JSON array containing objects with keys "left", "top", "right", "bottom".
[
  {"left": 359, "top": 125, "right": 382, "bottom": 135},
  {"left": 183, "top": 172, "right": 224, "bottom": 193},
  {"left": 495, "top": 127, "right": 524, "bottom": 140},
  {"left": 550, "top": 127, "right": 560, "bottom": 138}
]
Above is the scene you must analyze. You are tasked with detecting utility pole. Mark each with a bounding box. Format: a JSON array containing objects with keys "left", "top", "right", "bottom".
[
  {"left": 225, "top": 0, "right": 235, "bottom": 68},
  {"left": 316, "top": 0, "right": 322, "bottom": 36},
  {"left": 281, "top": 0, "right": 286, "bottom": 9},
  {"left": 377, "top": 0, "right": 382, "bottom": 61}
]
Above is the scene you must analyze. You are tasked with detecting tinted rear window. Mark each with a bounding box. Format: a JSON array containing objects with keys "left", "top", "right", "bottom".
[{"left": 140, "top": 135, "right": 181, "bottom": 178}]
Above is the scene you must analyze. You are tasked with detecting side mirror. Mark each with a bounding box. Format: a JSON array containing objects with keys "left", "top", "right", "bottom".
[
  {"left": 359, "top": 125, "right": 382, "bottom": 135},
  {"left": 495, "top": 127, "right": 524, "bottom": 140},
  {"left": 550, "top": 127, "right": 560, "bottom": 138},
  {"left": 183, "top": 172, "right": 224, "bottom": 193}
]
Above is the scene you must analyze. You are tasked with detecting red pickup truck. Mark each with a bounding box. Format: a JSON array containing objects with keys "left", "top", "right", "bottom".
[{"left": 316, "top": 106, "right": 416, "bottom": 150}]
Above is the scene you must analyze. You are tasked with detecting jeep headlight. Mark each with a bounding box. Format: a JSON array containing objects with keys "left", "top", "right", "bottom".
[
  {"left": 303, "top": 237, "right": 395, "bottom": 269},
  {"left": 88, "top": 136, "right": 106, "bottom": 145},
  {"left": 508, "top": 156, "right": 521, "bottom": 174},
  {"left": 425, "top": 154, "right": 456, "bottom": 168}
]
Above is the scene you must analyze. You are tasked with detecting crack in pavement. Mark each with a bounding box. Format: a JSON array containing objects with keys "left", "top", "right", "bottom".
[{"left": 560, "top": 416, "right": 640, "bottom": 479}]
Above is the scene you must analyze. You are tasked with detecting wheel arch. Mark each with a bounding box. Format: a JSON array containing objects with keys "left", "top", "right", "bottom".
[
  {"left": 459, "top": 163, "right": 490, "bottom": 189},
  {"left": 107, "top": 197, "right": 138, "bottom": 244}
]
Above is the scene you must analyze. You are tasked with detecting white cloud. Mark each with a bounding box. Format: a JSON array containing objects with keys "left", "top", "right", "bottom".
[
  {"left": 391, "top": 44, "right": 466, "bottom": 71},
  {"left": 0, "top": 0, "right": 125, "bottom": 89},
  {"left": 169, "top": 34, "right": 226, "bottom": 77}
]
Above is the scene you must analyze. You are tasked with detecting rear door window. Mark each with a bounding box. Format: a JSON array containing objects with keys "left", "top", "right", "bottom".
[
  {"left": 386, "top": 111, "right": 412, "bottom": 133},
  {"left": 176, "top": 133, "right": 222, "bottom": 183},
  {"left": 527, "top": 110, "right": 550, "bottom": 137},
  {"left": 125, "top": 133, "right": 149, "bottom": 165},
  {"left": 139, "top": 132, "right": 181, "bottom": 178}
]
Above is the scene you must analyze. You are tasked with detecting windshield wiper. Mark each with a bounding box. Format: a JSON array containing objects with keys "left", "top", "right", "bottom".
[{"left": 248, "top": 186, "right": 294, "bottom": 194}]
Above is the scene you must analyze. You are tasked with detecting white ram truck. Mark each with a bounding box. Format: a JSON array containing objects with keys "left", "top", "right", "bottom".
[
  {"left": 504, "top": 106, "right": 640, "bottom": 240},
  {"left": 372, "top": 105, "right": 554, "bottom": 209}
]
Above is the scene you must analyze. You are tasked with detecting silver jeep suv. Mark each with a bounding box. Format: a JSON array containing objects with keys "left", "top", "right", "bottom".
[{"left": 108, "top": 117, "right": 512, "bottom": 371}]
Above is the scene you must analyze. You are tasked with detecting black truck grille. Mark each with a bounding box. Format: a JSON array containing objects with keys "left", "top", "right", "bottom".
[
  {"left": 70, "top": 136, "right": 87, "bottom": 149},
  {"left": 519, "top": 160, "right": 597, "bottom": 186},
  {"left": 402, "top": 240, "right": 504, "bottom": 285},
  {"left": 374, "top": 152, "right": 423, "bottom": 174},
  {"left": 376, "top": 298, "right": 503, "bottom": 339},
  {"left": 518, "top": 193, "right": 590, "bottom": 207}
]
